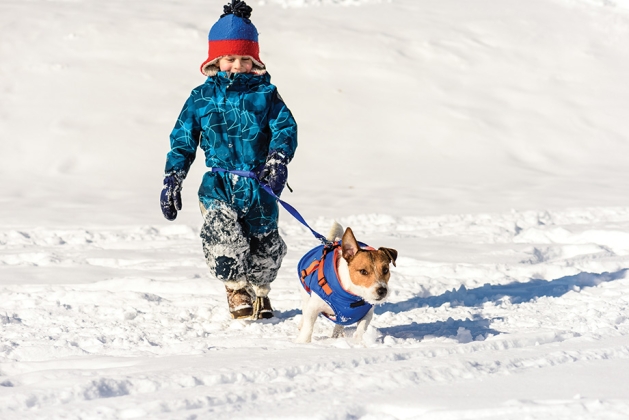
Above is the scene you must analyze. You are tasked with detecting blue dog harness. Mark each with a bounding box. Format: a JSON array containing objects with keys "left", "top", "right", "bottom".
[{"left": 298, "top": 242, "right": 373, "bottom": 325}]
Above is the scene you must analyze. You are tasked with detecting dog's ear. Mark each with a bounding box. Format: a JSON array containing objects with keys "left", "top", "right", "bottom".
[
  {"left": 379, "top": 247, "right": 398, "bottom": 267},
  {"left": 341, "top": 227, "right": 360, "bottom": 261}
]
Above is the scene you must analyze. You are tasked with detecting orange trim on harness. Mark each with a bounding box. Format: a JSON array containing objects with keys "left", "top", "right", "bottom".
[
  {"left": 317, "top": 267, "right": 333, "bottom": 295},
  {"left": 300, "top": 242, "right": 339, "bottom": 296},
  {"left": 300, "top": 259, "right": 320, "bottom": 293}
]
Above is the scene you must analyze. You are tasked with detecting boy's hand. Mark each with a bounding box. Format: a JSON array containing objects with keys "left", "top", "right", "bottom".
[
  {"left": 160, "top": 172, "right": 183, "bottom": 220},
  {"left": 257, "top": 151, "right": 289, "bottom": 196}
]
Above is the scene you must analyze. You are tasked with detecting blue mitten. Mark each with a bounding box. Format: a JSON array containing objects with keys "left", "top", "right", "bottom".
[
  {"left": 257, "top": 151, "right": 289, "bottom": 196},
  {"left": 160, "top": 172, "right": 183, "bottom": 221}
]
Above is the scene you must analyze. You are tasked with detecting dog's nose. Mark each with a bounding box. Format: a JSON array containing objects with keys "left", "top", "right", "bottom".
[{"left": 376, "top": 287, "right": 388, "bottom": 298}]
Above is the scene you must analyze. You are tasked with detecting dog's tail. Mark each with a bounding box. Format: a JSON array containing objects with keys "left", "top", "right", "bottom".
[{"left": 327, "top": 221, "right": 344, "bottom": 242}]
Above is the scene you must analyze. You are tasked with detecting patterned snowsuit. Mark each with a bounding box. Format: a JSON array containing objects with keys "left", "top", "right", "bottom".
[{"left": 165, "top": 71, "right": 298, "bottom": 286}]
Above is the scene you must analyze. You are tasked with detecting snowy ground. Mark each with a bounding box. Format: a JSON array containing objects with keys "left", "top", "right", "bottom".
[
  {"left": 2, "top": 0, "right": 629, "bottom": 418},
  {"left": 3, "top": 209, "right": 629, "bottom": 418}
]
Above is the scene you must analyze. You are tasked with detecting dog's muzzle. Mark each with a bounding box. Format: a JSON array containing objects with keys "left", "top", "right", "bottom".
[{"left": 375, "top": 285, "right": 388, "bottom": 300}]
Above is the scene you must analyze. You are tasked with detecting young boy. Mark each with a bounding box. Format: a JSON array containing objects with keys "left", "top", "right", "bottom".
[{"left": 160, "top": 0, "right": 298, "bottom": 320}]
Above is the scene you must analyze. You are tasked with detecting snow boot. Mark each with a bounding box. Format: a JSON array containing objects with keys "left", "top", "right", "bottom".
[
  {"left": 251, "top": 284, "right": 274, "bottom": 319},
  {"left": 225, "top": 280, "right": 253, "bottom": 319}
]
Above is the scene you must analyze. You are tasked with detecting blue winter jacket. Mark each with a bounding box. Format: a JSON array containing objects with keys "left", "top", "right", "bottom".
[{"left": 165, "top": 72, "right": 297, "bottom": 232}]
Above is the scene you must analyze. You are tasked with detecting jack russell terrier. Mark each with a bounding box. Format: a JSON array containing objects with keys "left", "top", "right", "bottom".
[{"left": 296, "top": 223, "right": 398, "bottom": 343}]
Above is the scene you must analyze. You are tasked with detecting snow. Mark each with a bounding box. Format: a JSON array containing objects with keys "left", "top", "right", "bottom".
[{"left": 2, "top": 0, "right": 629, "bottom": 418}]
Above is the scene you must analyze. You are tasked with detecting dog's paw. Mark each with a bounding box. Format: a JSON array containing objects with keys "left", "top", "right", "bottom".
[
  {"left": 294, "top": 335, "right": 311, "bottom": 344},
  {"left": 331, "top": 325, "right": 345, "bottom": 339}
]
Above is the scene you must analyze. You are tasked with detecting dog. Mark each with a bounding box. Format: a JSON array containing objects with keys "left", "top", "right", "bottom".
[{"left": 296, "top": 223, "right": 398, "bottom": 343}]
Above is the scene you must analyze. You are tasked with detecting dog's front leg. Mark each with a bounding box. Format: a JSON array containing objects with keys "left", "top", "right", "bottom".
[
  {"left": 354, "top": 307, "right": 374, "bottom": 342},
  {"left": 297, "top": 288, "right": 311, "bottom": 331},
  {"left": 295, "top": 297, "right": 320, "bottom": 343}
]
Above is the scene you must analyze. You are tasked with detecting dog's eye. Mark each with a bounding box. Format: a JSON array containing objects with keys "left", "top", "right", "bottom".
[
  {"left": 382, "top": 267, "right": 389, "bottom": 274},
  {"left": 359, "top": 269, "right": 369, "bottom": 276}
]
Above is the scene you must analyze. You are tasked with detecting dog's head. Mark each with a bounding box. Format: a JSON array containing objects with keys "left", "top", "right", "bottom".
[{"left": 341, "top": 227, "right": 398, "bottom": 304}]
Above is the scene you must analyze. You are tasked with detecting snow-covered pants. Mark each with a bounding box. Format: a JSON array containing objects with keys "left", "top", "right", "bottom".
[{"left": 199, "top": 202, "right": 287, "bottom": 286}]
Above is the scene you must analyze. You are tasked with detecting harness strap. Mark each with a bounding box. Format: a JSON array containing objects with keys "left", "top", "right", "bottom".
[
  {"left": 300, "top": 259, "right": 320, "bottom": 293},
  {"left": 317, "top": 264, "right": 333, "bottom": 296},
  {"left": 350, "top": 299, "right": 367, "bottom": 308},
  {"left": 316, "top": 243, "right": 339, "bottom": 296},
  {"left": 209, "top": 167, "right": 329, "bottom": 244},
  {"left": 300, "top": 243, "right": 340, "bottom": 296},
  {"left": 300, "top": 260, "right": 319, "bottom": 280}
]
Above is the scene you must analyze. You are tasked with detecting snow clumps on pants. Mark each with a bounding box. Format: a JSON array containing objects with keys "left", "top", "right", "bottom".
[{"left": 200, "top": 203, "right": 287, "bottom": 286}]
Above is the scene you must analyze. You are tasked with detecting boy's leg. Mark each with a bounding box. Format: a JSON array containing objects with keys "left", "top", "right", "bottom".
[
  {"left": 199, "top": 202, "right": 253, "bottom": 318},
  {"left": 248, "top": 229, "right": 287, "bottom": 319},
  {"left": 249, "top": 229, "right": 287, "bottom": 291},
  {"left": 242, "top": 191, "right": 287, "bottom": 318}
]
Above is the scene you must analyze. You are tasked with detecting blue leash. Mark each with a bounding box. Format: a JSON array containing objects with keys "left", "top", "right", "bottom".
[{"left": 210, "top": 167, "right": 328, "bottom": 244}]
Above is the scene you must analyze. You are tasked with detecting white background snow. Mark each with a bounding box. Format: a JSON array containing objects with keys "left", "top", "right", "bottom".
[{"left": 2, "top": 0, "right": 629, "bottom": 418}]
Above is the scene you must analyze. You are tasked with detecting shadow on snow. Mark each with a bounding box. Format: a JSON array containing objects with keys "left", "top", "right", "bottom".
[
  {"left": 274, "top": 308, "right": 301, "bottom": 320},
  {"left": 378, "top": 314, "right": 502, "bottom": 341},
  {"left": 374, "top": 269, "right": 627, "bottom": 341},
  {"left": 376, "top": 269, "right": 628, "bottom": 315}
]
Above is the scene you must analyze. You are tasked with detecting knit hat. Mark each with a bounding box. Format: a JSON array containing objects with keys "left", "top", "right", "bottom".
[{"left": 200, "top": 0, "right": 266, "bottom": 76}]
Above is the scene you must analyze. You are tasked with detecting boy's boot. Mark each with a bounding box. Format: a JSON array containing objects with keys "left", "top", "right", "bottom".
[
  {"left": 225, "top": 280, "right": 253, "bottom": 319},
  {"left": 251, "top": 284, "right": 274, "bottom": 319}
]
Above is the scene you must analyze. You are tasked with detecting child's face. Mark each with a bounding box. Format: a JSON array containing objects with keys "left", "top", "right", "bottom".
[{"left": 219, "top": 55, "right": 253, "bottom": 74}]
